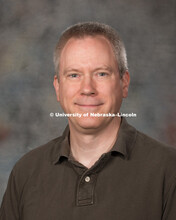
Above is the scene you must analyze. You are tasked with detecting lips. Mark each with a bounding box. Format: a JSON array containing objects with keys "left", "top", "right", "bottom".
[
  {"left": 74, "top": 103, "right": 103, "bottom": 107},
  {"left": 74, "top": 98, "right": 104, "bottom": 111}
]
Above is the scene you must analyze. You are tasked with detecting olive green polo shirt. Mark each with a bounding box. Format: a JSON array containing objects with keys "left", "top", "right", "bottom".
[{"left": 1, "top": 118, "right": 176, "bottom": 220}]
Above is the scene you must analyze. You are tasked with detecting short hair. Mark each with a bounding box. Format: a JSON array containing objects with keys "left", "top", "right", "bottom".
[{"left": 54, "top": 22, "right": 128, "bottom": 78}]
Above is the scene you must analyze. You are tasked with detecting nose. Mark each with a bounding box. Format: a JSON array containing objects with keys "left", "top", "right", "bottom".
[{"left": 80, "top": 75, "right": 97, "bottom": 96}]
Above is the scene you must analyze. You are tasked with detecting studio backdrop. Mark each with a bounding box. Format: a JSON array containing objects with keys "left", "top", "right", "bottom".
[{"left": 0, "top": 0, "right": 176, "bottom": 203}]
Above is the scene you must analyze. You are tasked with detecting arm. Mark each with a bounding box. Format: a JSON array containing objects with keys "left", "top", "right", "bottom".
[
  {"left": 162, "top": 177, "right": 176, "bottom": 220},
  {"left": 0, "top": 170, "right": 20, "bottom": 220}
]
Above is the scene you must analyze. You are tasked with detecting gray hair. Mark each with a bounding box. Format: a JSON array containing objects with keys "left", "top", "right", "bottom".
[{"left": 54, "top": 22, "right": 128, "bottom": 78}]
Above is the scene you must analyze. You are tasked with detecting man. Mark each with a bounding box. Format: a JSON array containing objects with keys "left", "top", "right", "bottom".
[{"left": 0, "top": 22, "right": 176, "bottom": 220}]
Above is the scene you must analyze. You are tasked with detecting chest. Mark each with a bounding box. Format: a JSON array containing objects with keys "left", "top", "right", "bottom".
[{"left": 20, "top": 159, "right": 163, "bottom": 220}]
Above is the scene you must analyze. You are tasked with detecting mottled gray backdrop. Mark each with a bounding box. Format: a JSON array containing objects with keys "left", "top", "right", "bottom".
[{"left": 0, "top": 0, "right": 176, "bottom": 203}]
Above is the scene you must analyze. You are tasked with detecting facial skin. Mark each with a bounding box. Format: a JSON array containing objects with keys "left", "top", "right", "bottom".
[{"left": 53, "top": 35, "right": 130, "bottom": 134}]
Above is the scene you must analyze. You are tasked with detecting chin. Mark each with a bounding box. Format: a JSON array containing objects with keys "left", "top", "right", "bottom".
[
  {"left": 79, "top": 117, "right": 100, "bottom": 128},
  {"left": 69, "top": 116, "right": 111, "bottom": 132}
]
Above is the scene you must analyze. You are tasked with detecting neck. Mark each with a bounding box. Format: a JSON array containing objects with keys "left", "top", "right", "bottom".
[{"left": 69, "top": 117, "right": 121, "bottom": 168}]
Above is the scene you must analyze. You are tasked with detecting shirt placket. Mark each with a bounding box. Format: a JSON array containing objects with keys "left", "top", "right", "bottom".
[
  {"left": 76, "top": 171, "right": 97, "bottom": 206},
  {"left": 69, "top": 153, "right": 111, "bottom": 207}
]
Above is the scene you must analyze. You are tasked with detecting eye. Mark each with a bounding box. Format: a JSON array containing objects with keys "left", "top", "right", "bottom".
[
  {"left": 68, "top": 73, "right": 79, "bottom": 78},
  {"left": 97, "top": 72, "right": 109, "bottom": 77}
]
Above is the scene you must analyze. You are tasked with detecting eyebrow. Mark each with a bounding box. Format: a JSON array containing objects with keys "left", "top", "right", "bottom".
[
  {"left": 63, "top": 66, "right": 113, "bottom": 75},
  {"left": 63, "top": 68, "right": 80, "bottom": 75},
  {"left": 93, "top": 66, "right": 113, "bottom": 72}
]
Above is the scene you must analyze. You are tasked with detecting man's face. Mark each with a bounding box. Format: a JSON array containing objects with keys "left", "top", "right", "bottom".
[{"left": 54, "top": 35, "right": 130, "bottom": 133}]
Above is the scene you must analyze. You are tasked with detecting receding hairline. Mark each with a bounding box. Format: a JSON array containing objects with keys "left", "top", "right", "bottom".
[
  {"left": 54, "top": 22, "right": 128, "bottom": 77},
  {"left": 60, "top": 34, "right": 117, "bottom": 59},
  {"left": 55, "top": 31, "right": 118, "bottom": 57}
]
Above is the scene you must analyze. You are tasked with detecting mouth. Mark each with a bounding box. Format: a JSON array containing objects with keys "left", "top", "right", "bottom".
[
  {"left": 74, "top": 103, "right": 104, "bottom": 111},
  {"left": 75, "top": 103, "right": 103, "bottom": 107}
]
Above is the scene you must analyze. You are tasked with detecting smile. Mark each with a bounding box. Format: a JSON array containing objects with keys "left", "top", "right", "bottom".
[{"left": 75, "top": 103, "right": 103, "bottom": 107}]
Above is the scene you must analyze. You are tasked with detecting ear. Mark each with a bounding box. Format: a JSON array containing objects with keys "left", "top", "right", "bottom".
[
  {"left": 122, "top": 71, "right": 130, "bottom": 98},
  {"left": 53, "top": 75, "right": 60, "bottom": 102}
]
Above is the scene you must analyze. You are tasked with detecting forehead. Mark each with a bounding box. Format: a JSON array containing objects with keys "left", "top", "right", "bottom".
[{"left": 59, "top": 35, "right": 117, "bottom": 67}]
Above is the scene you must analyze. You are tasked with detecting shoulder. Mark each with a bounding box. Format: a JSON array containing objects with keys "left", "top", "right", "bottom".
[
  {"left": 135, "top": 129, "right": 176, "bottom": 159},
  {"left": 133, "top": 129, "right": 176, "bottom": 180},
  {"left": 12, "top": 135, "right": 64, "bottom": 180},
  {"left": 132, "top": 129, "right": 176, "bottom": 208},
  {"left": 123, "top": 118, "right": 176, "bottom": 164}
]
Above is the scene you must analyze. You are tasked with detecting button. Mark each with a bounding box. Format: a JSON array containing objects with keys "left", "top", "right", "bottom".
[{"left": 85, "top": 176, "right": 90, "bottom": 182}]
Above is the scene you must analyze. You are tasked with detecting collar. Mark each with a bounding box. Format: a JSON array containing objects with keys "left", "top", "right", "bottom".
[
  {"left": 52, "top": 117, "right": 137, "bottom": 164},
  {"left": 52, "top": 125, "right": 70, "bottom": 164},
  {"left": 110, "top": 117, "right": 137, "bottom": 159}
]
